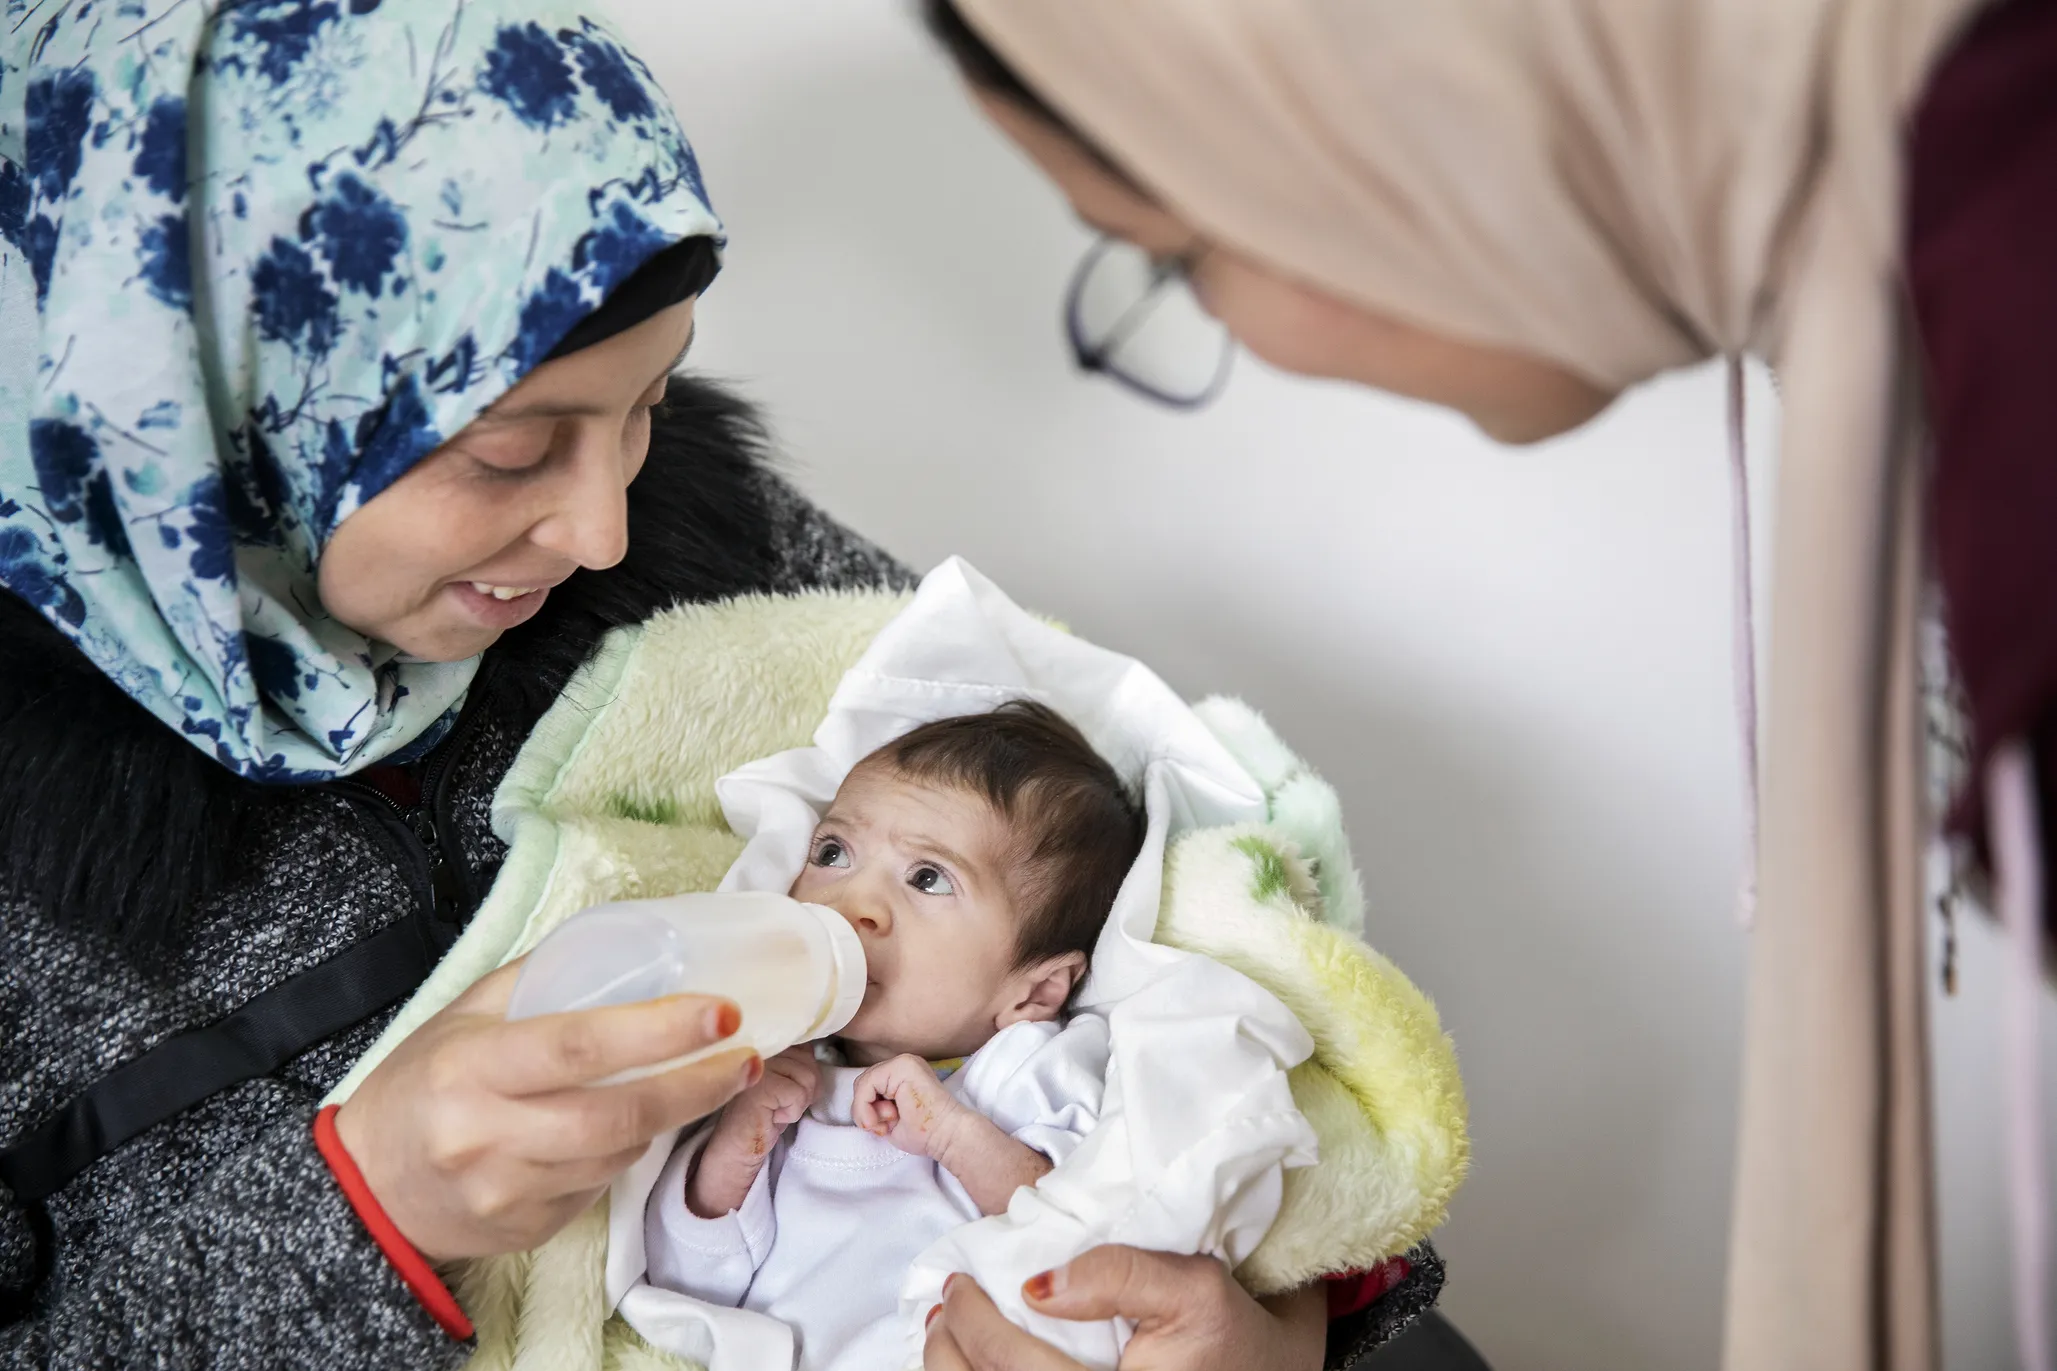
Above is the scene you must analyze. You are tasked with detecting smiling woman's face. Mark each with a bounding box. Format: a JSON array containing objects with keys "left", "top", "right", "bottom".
[{"left": 318, "top": 298, "right": 696, "bottom": 663}]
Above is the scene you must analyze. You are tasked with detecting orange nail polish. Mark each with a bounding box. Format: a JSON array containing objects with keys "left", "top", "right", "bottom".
[
  {"left": 712, "top": 1002, "right": 741, "bottom": 1039},
  {"left": 1022, "top": 1271, "right": 1055, "bottom": 1302},
  {"left": 926, "top": 1304, "right": 941, "bottom": 1330},
  {"left": 741, "top": 1055, "right": 763, "bottom": 1088}
]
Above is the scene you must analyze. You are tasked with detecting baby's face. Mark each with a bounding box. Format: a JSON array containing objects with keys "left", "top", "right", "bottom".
[{"left": 789, "top": 763, "right": 1034, "bottom": 1066}]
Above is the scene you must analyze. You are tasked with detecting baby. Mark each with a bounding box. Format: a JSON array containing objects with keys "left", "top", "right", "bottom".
[{"left": 644, "top": 701, "right": 1146, "bottom": 1371}]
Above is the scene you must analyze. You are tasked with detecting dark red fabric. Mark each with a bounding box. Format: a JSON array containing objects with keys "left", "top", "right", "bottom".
[
  {"left": 313, "top": 1105, "right": 474, "bottom": 1341},
  {"left": 353, "top": 764, "right": 422, "bottom": 811},
  {"left": 1324, "top": 1258, "right": 1412, "bottom": 1320},
  {"left": 1907, "top": 0, "right": 2057, "bottom": 909}
]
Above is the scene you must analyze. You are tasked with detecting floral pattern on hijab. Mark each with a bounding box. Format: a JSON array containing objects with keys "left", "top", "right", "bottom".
[{"left": 0, "top": 1, "right": 721, "bottom": 782}]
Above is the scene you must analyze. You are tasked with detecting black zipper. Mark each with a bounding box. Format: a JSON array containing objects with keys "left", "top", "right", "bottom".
[{"left": 331, "top": 658, "right": 498, "bottom": 942}]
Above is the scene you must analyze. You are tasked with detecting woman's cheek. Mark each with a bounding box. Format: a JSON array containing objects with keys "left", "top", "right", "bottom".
[
  {"left": 317, "top": 539, "right": 433, "bottom": 639},
  {"left": 1197, "top": 259, "right": 1357, "bottom": 380},
  {"left": 320, "top": 490, "right": 474, "bottom": 634}
]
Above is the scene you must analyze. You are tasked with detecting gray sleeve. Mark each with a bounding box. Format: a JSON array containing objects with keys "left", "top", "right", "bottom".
[
  {"left": 0, "top": 1112, "right": 465, "bottom": 1371},
  {"left": 754, "top": 473, "right": 916, "bottom": 595}
]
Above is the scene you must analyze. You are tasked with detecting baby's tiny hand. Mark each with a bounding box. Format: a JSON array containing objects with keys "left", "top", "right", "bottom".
[
  {"left": 713, "top": 1045, "right": 821, "bottom": 1153},
  {"left": 686, "top": 1046, "right": 821, "bottom": 1217},
  {"left": 852, "top": 1054, "right": 966, "bottom": 1160}
]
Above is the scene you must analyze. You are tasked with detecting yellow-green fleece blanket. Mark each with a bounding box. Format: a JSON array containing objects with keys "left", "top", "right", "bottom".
[{"left": 327, "top": 587, "right": 1468, "bottom": 1371}]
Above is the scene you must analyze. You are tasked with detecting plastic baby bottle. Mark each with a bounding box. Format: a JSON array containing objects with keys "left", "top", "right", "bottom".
[{"left": 505, "top": 892, "right": 867, "bottom": 1077}]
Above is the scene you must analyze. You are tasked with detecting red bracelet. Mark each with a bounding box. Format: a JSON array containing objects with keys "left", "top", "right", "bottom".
[
  {"left": 313, "top": 1105, "right": 474, "bottom": 1341},
  {"left": 1324, "top": 1257, "right": 1412, "bottom": 1320}
]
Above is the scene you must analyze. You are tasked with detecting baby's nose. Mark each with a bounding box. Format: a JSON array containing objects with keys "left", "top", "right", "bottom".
[{"left": 829, "top": 889, "right": 892, "bottom": 936}]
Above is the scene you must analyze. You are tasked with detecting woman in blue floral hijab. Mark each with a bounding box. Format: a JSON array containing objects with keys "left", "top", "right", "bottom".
[
  {"left": 0, "top": 6, "right": 908, "bottom": 1363},
  {"left": 3, "top": 0, "right": 718, "bottom": 780}
]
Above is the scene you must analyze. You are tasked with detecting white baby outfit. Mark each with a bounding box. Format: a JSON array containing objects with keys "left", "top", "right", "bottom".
[
  {"left": 645, "top": 1018, "right": 1109, "bottom": 1371},
  {"left": 606, "top": 560, "right": 1317, "bottom": 1371}
]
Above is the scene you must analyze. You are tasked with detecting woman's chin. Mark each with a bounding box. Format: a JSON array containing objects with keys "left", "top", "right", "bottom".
[
  {"left": 372, "top": 612, "right": 512, "bottom": 663},
  {"left": 375, "top": 585, "right": 553, "bottom": 662}
]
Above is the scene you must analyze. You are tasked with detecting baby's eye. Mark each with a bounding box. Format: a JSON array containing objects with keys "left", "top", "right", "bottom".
[
  {"left": 909, "top": 864, "right": 955, "bottom": 896},
  {"left": 814, "top": 839, "right": 851, "bottom": 869}
]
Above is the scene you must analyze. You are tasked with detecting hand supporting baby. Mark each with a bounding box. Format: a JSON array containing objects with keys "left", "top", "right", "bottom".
[
  {"left": 686, "top": 1046, "right": 822, "bottom": 1218},
  {"left": 853, "top": 1054, "right": 1052, "bottom": 1217}
]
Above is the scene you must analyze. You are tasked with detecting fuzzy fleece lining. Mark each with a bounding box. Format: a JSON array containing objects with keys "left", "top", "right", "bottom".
[{"left": 325, "top": 587, "right": 1467, "bottom": 1371}]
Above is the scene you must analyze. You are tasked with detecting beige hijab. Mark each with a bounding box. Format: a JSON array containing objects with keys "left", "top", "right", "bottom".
[{"left": 953, "top": 2, "right": 1981, "bottom": 1368}]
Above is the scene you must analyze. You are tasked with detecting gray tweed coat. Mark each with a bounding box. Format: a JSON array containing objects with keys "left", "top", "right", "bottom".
[{"left": 0, "top": 378, "right": 1439, "bottom": 1370}]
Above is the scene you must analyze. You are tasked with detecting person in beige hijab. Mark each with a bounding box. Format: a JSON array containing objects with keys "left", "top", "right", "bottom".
[{"left": 907, "top": 3, "right": 2056, "bottom": 1371}]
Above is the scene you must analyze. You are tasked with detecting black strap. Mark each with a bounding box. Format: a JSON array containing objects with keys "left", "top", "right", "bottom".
[{"left": 0, "top": 917, "right": 437, "bottom": 1205}]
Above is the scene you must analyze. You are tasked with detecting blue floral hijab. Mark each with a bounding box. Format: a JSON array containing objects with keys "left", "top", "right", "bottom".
[{"left": 0, "top": 2, "right": 721, "bottom": 782}]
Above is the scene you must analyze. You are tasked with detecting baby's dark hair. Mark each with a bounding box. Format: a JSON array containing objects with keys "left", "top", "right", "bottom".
[{"left": 869, "top": 700, "right": 1144, "bottom": 972}]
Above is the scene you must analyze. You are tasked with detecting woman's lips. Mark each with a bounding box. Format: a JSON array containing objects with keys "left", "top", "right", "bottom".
[
  {"left": 449, "top": 580, "right": 551, "bottom": 630},
  {"left": 470, "top": 580, "right": 541, "bottom": 602}
]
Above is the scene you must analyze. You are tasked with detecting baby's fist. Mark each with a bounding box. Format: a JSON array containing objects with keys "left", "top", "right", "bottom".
[
  {"left": 686, "top": 1046, "right": 823, "bottom": 1218},
  {"left": 701, "top": 1047, "right": 819, "bottom": 1164},
  {"left": 852, "top": 1054, "right": 965, "bottom": 1159},
  {"left": 731, "top": 1045, "right": 822, "bottom": 1136}
]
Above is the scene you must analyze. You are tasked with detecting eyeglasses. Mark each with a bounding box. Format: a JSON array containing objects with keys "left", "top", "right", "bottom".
[{"left": 1063, "top": 237, "right": 1235, "bottom": 411}]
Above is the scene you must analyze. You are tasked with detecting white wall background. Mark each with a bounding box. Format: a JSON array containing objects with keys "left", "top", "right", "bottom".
[{"left": 611, "top": 4, "right": 2049, "bottom": 1367}]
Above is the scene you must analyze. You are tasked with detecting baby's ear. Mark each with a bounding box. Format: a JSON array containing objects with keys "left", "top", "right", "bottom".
[{"left": 997, "top": 951, "right": 1087, "bottom": 1027}]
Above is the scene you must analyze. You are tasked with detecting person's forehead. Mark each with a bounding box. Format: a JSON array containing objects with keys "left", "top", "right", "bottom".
[
  {"left": 832, "top": 766, "right": 1007, "bottom": 857},
  {"left": 477, "top": 300, "right": 697, "bottom": 423},
  {"left": 977, "top": 91, "right": 1193, "bottom": 255}
]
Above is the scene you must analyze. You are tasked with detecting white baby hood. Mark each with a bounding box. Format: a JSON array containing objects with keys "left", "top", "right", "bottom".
[{"left": 606, "top": 557, "right": 1319, "bottom": 1371}]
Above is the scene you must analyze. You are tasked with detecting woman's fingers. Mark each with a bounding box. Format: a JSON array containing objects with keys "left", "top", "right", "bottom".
[
  {"left": 507, "top": 1047, "right": 762, "bottom": 1161},
  {"left": 444, "top": 956, "right": 528, "bottom": 1014},
  {"left": 923, "top": 1323, "right": 976, "bottom": 1371},
  {"left": 474, "top": 993, "right": 743, "bottom": 1095},
  {"left": 1021, "top": 1245, "right": 1232, "bottom": 1328},
  {"left": 530, "top": 1142, "right": 659, "bottom": 1196},
  {"left": 336, "top": 978, "right": 752, "bottom": 1261},
  {"left": 937, "top": 1277, "right": 1089, "bottom": 1371},
  {"left": 929, "top": 1315, "right": 975, "bottom": 1371}
]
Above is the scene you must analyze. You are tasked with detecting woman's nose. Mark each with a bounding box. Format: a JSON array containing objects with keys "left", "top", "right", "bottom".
[{"left": 530, "top": 437, "right": 630, "bottom": 570}]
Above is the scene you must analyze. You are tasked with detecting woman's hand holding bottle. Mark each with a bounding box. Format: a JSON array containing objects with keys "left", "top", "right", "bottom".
[{"left": 334, "top": 959, "right": 761, "bottom": 1261}]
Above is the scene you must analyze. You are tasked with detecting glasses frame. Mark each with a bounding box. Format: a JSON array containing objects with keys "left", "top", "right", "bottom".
[{"left": 1062, "top": 237, "right": 1235, "bottom": 411}]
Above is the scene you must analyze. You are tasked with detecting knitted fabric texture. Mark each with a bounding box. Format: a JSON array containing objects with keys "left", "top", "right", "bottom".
[
  {"left": 324, "top": 590, "right": 1468, "bottom": 1371},
  {"left": 0, "top": 395, "right": 908, "bottom": 1369}
]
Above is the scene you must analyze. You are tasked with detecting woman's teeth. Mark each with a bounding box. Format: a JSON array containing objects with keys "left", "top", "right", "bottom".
[{"left": 470, "top": 582, "right": 541, "bottom": 601}]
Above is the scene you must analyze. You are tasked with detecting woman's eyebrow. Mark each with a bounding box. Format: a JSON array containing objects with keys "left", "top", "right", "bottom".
[{"left": 478, "top": 324, "right": 698, "bottom": 423}]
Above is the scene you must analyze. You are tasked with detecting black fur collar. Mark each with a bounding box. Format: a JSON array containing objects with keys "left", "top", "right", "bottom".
[{"left": 0, "top": 376, "right": 785, "bottom": 945}]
